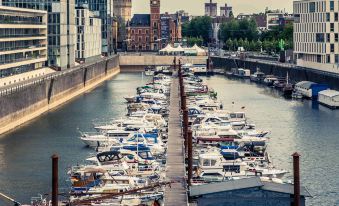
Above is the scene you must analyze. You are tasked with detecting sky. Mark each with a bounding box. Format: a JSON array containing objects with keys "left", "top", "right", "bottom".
[{"left": 132, "top": 0, "right": 294, "bottom": 15}]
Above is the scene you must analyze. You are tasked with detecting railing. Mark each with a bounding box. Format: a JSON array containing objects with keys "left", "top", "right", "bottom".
[
  {"left": 0, "top": 45, "right": 46, "bottom": 52},
  {"left": 0, "top": 20, "right": 44, "bottom": 25},
  {"left": 0, "top": 55, "right": 119, "bottom": 97},
  {"left": 0, "top": 56, "right": 46, "bottom": 65},
  {"left": 0, "top": 34, "right": 45, "bottom": 38}
]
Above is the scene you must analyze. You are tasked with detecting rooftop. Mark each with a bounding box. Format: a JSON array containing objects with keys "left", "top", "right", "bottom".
[
  {"left": 129, "top": 14, "right": 150, "bottom": 27},
  {"left": 190, "top": 177, "right": 312, "bottom": 197}
]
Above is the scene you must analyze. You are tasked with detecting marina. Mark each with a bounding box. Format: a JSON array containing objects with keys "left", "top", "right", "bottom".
[{"left": 0, "top": 71, "right": 338, "bottom": 205}]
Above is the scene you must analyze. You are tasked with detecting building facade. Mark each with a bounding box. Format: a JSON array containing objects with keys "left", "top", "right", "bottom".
[
  {"left": 161, "top": 12, "right": 182, "bottom": 47},
  {"left": 294, "top": 0, "right": 339, "bottom": 73},
  {"left": 266, "top": 12, "right": 293, "bottom": 30},
  {"left": 1, "top": 0, "right": 76, "bottom": 70},
  {"left": 126, "top": 0, "right": 161, "bottom": 51},
  {"left": 76, "top": 0, "right": 114, "bottom": 55},
  {"left": 75, "top": 6, "right": 102, "bottom": 63},
  {"left": 220, "top": 3, "right": 232, "bottom": 17},
  {"left": 205, "top": 0, "right": 217, "bottom": 17},
  {"left": 113, "top": 0, "right": 132, "bottom": 23},
  {"left": 0, "top": 6, "right": 48, "bottom": 78},
  {"left": 113, "top": 0, "right": 132, "bottom": 49}
]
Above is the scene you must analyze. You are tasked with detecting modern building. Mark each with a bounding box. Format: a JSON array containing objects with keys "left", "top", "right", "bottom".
[
  {"left": 126, "top": 0, "right": 161, "bottom": 51},
  {"left": 253, "top": 14, "right": 267, "bottom": 32},
  {"left": 220, "top": 3, "right": 233, "bottom": 17},
  {"left": 113, "top": 0, "right": 132, "bottom": 50},
  {"left": 1, "top": 0, "right": 77, "bottom": 70},
  {"left": 76, "top": 0, "right": 114, "bottom": 55},
  {"left": 205, "top": 0, "right": 217, "bottom": 17},
  {"left": 160, "top": 12, "right": 182, "bottom": 47},
  {"left": 294, "top": 0, "right": 339, "bottom": 73},
  {"left": 190, "top": 177, "right": 311, "bottom": 206},
  {"left": 266, "top": 12, "right": 293, "bottom": 30},
  {"left": 75, "top": 6, "right": 102, "bottom": 63},
  {"left": 0, "top": 6, "right": 48, "bottom": 78}
]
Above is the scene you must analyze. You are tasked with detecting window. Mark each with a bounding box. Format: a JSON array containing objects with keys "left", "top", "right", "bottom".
[
  {"left": 326, "top": 13, "right": 330, "bottom": 21},
  {"left": 330, "top": 1, "right": 334, "bottom": 11},
  {"left": 335, "top": 33, "right": 338, "bottom": 42},
  {"left": 309, "top": 2, "right": 316, "bottom": 12},
  {"left": 327, "top": 33, "right": 331, "bottom": 42},
  {"left": 327, "top": 54, "right": 331, "bottom": 63},
  {"left": 335, "top": 13, "right": 338, "bottom": 21},
  {"left": 330, "top": 23, "right": 334, "bottom": 32},
  {"left": 331, "top": 44, "right": 334, "bottom": 52},
  {"left": 316, "top": 33, "right": 325, "bottom": 42},
  {"left": 336, "top": 54, "right": 339, "bottom": 63},
  {"left": 317, "top": 55, "right": 322, "bottom": 63}
]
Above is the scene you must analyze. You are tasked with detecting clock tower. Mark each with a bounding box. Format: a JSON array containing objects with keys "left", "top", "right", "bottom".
[{"left": 150, "top": 0, "right": 161, "bottom": 50}]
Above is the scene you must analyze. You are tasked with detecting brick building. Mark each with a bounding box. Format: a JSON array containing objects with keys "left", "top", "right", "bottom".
[
  {"left": 161, "top": 12, "right": 182, "bottom": 48},
  {"left": 126, "top": 0, "right": 161, "bottom": 51}
]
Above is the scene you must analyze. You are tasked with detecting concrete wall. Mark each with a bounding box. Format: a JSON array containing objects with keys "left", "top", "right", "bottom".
[
  {"left": 212, "top": 57, "right": 339, "bottom": 90},
  {"left": 119, "top": 55, "right": 208, "bottom": 66},
  {"left": 0, "top": 56, "right": 120, "bottom": 135}
]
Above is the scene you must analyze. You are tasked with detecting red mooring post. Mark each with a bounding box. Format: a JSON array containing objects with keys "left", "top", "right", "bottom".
[
  {"left": 187, "top": 130, "right": 193, "bottom": 186},
  {"left": 181, "top": 94, "right": 186, "bottom": 111},
  {"left": 183, "top": 109, "right": 188, "bottom": 153},
  {"left": 292, "top": 152, "right": 301, "bottom": 206},
  {"left": 51, "top": 154, "right": 59, "bottom": 206}
]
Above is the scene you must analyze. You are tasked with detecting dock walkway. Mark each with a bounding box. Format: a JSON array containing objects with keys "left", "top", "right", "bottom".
[{"left": 164, "top": 74, "right": 187, "bottom": 205}]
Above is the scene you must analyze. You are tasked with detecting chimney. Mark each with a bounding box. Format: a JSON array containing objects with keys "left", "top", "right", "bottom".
[{"left": 292, "top": 152, "right": 301, "bottom": 206}]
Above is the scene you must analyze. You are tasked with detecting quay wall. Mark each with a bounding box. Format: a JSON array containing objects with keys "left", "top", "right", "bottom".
[
  {"left": 0, "top": 56, "right": 120, "bottom": 135},
  {"left": 212, "top": 57, "right": 339, "bottom": 90},
  {"left": 119, "top": 55, "right": 207, "bottom": 66}
]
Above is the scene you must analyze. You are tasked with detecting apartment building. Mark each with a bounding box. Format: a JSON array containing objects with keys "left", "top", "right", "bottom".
[
  {"left": 75, "top": 7, "right": 102, "bottom": 63},
  {"left": 0, "top": 6, "right": 48, "bottom": 79},
  {"left": 1, "top": 0, "right": 76, "bottom": 70},
  {"left": 294, "top": 0, "right": 339, "bottom": 73}
]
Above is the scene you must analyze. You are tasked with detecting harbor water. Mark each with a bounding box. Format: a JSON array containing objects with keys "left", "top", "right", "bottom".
[{"left": 0, "top": 73, "right": 338, "bottom": 205}]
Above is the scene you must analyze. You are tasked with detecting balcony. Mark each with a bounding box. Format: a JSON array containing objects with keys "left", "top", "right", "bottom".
[
  {"left": 0, "top": 45, "right": 46, "bottom": 52},
  {"left": 0, "top": 34, "right": 45, "bottom": 39}
]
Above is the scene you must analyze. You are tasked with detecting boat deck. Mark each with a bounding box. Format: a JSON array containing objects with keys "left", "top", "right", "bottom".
[{"left": 164, "top": 74, "right": 188, "bottom": 205}]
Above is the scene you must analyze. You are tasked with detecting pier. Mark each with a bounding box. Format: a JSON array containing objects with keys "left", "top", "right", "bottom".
[{"left": 164, "top": 72, "right": 188, "bottom": 205}]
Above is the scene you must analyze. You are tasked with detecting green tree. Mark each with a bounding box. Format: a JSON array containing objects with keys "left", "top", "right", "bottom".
[
  {"left": 182, "top": 16, "right": 212, "bottom": 45},
  {"left": 187, "top": 37, "right": 203, "bottom": 46},
  {"left": 219, "top": 18, "right": 258, "bottom": 42},
  {"left": 226, "top": 39, "right": 233, "bottom": 51}
]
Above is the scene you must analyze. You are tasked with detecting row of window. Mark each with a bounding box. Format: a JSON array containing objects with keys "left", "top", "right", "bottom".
[
  {"left": 295, "top": 32, "right": 339, "bottom": 43},
  {"left": 295, "top": 42, "right": 338, "bottom": 54},
  {"left": 296, "top": 12, "right": 339, "bottom": 25},
  {"left": 294, "top": 1, "right": 336, "bottom": 13}
]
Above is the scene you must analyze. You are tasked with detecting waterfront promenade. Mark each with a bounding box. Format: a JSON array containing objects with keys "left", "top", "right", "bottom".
[{"left": 164, "top": 73, "right": 188, "bottom": 205}]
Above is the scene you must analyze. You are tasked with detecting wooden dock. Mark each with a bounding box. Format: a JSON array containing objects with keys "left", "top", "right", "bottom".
[{"left": 164, "top": 75, "right": 188, "bottom": 205}]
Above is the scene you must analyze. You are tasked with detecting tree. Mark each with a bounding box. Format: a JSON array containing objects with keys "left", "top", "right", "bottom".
[
  {"left": 182, "top": 16, "right": 212, "bottom": 45},
  {"left": 187, "top": 37, "right": 203, "bottom": 46},
  {"left": 219, "top": 18, "right": 259, "bottom": 42},
  {"left": 226, "top": 39, "right": 233, "bottom": 51},
  {"left": 229, "top": 11, "right": 234, "bottom": 18}
]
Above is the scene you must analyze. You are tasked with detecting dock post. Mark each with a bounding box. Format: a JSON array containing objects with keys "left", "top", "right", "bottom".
[
  {"left": 183, "top": 109, "right": 188, "bottom": 153},
  {"left": 292, "top": 152, "right": 301, "bottom": 206},
  {"left": 51, "top": 154, "right": 58, "bottom": 206},
  {"left": 187, "top": 130, "right": 193, "bottom": 186},
  {"left": 181, "top": 95, "right": 186, "bottom": 111}
]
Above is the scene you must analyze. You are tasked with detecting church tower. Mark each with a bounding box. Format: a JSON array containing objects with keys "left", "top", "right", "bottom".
[{"left": 150, "top": 0, "right": 161, "bottom": 50}]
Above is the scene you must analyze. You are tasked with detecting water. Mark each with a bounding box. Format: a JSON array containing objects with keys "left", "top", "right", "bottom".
[
  {"left": 0, "top": 73, "right": 150, "bottom": 205},
  {"left": 0, "top": 74, "right": 338, "bottom": 205}
]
